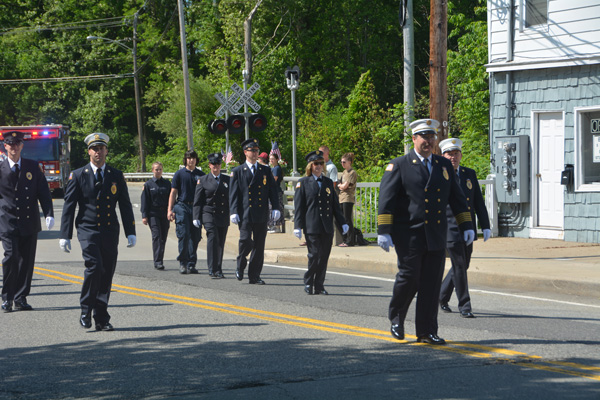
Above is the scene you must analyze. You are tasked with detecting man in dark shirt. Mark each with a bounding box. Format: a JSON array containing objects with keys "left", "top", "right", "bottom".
[
  {"left": 168, "top": 150, "right": 205, "bottom": 274},
  {"left": 141, "top": 161, "right": 171, "bottom": 270}
]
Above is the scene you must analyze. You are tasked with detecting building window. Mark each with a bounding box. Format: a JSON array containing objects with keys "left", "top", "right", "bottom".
[
  {"left": 574, "top": 107, "right": 600, "bottom": 192},
  {"left": 525, "top": 0, "right": 548, "bottom": 27}
]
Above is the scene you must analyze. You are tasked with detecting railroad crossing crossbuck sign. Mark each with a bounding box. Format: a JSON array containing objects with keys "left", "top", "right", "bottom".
[{"left": 209, "top": 82, "right": 267, "bottom": 135}]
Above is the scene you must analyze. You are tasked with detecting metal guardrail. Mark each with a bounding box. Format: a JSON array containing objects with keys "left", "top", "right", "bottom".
[{"left": 123, "top": 174, "right": 497, "bottom": 239}]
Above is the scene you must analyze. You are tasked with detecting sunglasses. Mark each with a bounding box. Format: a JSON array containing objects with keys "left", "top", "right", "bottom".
[
  {"left": 245, "top": 148, "right": 259, "bottom": 152},
  {"left": 313, "top": 161, "right": 324, "bottom": 166}
]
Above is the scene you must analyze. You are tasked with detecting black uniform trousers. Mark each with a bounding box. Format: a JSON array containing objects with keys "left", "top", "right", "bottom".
[
  {"left": 174, "top": 202, "right": 201, "bottom": 268},
  {"left": 237, "top": 220, "right": 268, "bottom": 282},
  {"left": 149, "top": 214, "right": 169, "bottom": 267},
  {"left": 439, "top": 241, "right": 473, "bottom": 312},
  {"left": 389, "top": 231, "right": 446, "bottom": 337},
  {"left": 205, "top": 221, "right": 228, "bottom": 275},
  {"left": 341, "top": 202, "right": 355, "bottom": 246},
  {"left": 304, "top": 232, "right": 334, "bottom": 291},
  {"left": 79, "top": 228, "right": 118, "bottom": 324},
  {"left": 1, "top": 232, "right": 37, "bottom": 302}
]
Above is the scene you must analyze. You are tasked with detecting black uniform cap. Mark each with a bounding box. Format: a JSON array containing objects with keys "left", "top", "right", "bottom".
[
  {"left": 2, "top": 131, "right": 24, "bottom": 144},
  {"left": 305, "top": 150, "right": 325, "bottom": 162},
  {"left": 207, "top": 153, "right": 223, "bottom": 164},
  {"left": 242, "top": 138, "right": 259, "bottom": 150}
]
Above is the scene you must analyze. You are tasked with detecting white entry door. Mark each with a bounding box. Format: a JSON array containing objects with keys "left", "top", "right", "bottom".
[{"left": 536, "top": 112, "right": 564, "bottom": 228}]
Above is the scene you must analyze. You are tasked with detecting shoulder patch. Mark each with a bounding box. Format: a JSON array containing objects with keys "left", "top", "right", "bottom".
[
  {"left": 385, "top": 163, "right": 394, "bottom": 172},
  {"left": 296, "top": 181, "right": 301, "bottom": 188},
  {"left": 69, "top": 172, "right": 73, "bottom": 180}
]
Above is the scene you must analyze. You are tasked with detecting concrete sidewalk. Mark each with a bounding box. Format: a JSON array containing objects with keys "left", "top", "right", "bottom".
[{"left": 224, "top": 225, "right": 600, "bottom": 298}]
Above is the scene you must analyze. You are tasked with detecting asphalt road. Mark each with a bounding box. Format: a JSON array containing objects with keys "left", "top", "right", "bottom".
[{"left": 1, "top": 184, "right": 599, "bottom": 399}]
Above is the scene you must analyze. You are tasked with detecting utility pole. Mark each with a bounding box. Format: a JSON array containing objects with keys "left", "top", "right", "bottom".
[
  {"left": 177, "top": 0, "right": 194, "bottom": 150},
  {"left": 132, "top": 13, "right": 145, "bottom": 172},
  {"left": 243, "top": 0, "right": 262, "bottom": 139},
  {"left": 402, "top": 0, "right": 415, "bottom": 155},
  {"left": 429, "top": 0, "right": 448, "bottom": 149}
]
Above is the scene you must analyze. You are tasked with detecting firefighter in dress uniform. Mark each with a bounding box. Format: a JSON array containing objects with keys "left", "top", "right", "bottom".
[
  {"left": 293, "top": 150, "right": 348, "bottom": 295},
  {"left": 377, "top": 119, "right": 475, "bottom": 345},
  {"left": 59, "top": 133, "right": 136, "bottom": 331},
  {"left": 141, "top": 161, "right": 171, "bottom": 270},
  {"left": 229, "top": 138, "right": 281, "bottom": 285},
  {"left": 0, "top": 130, "right": 54, "bottom": 312},
  {"left": 438, "top": 138, "right": 491, "bottom": 319},
  {"left": 193, "top": 153, "right": 230, "bottom": 279}
]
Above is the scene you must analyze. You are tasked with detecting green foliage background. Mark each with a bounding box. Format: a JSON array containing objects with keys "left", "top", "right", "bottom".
[{"left": 0, "top": 0, "right": 490, "bottom": 180}]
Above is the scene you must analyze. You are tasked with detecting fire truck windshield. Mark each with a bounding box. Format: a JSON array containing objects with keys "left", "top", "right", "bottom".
[{"left": 0, "top": 139, "right": 59, "bottom": 162}]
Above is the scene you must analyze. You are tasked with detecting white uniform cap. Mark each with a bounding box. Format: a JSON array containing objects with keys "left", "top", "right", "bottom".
[
  {"left": 409, "top": 119, "right": 440, "bottom": 135},
  {"left": 84, "top": 133, "right": 110, "bottom": 148},
  {"left": 439, "top": 138, "right": 463, "bottom": 153}
]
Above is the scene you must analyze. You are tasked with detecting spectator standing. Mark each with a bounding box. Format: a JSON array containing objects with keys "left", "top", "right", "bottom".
[
  {"left": 377, "top": 119, "right": 474, "bottom": 345},
  {"left": 438, "top": 138, "right": 491, "bottom": 319},
  {"left": 141, "top": 161, "right": 171, "bottom": 270},
  {"left": 0, "top": 131, "right": 54, "bottom": 312},
  {"left": 319, "top": 145, "right": 338, "bottom": 185},
  {"left": 59, "top": 133, "right": 136, "bottom": 331},
  {"left": 229, "top": 138, "right": 281, "bottom": 285},
  {"left": 193, "top": 153, "right": 230, "bottom": 279},
  {"left": 294, "top": 150, "right": 348, "bottom": 295},
  {"left": 168, "top": 150, "right": 205, "bottom": 275},
  {"left": 338, "top": 152, "right": 357, "bottom": 247},
  {"left": 268, "top": 152, "right": 285, "bottom": 233}
]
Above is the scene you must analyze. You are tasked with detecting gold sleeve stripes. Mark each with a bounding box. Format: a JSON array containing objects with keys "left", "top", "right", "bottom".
[
  {"left": 455, "top": 212, "right": 472, "bottom": 225},
  {"left": 378, "top": 214, "right": 394, "bottom": 225}
]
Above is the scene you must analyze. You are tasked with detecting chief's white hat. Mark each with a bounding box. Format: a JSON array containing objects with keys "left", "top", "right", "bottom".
[
  {"left": 409, "top": 119, "right": 440, "bottom": 135},
  {"left": 84, "top": 133, "right": 110, "bottom": 148},
  {"left": 439, "top": 138, "right": 463, "bottom": 153}
]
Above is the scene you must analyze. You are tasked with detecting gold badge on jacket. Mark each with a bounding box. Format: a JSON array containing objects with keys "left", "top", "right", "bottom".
[
  {"left": 26, "top": 172, "right": 32, "bottom": 180},
  {"left": 263, "top": 175, "right": 267, "bottom": 185},
  {"left": 466, "top": 179, "right": 472, "bottom": 190},
  {"left": 326, "top": 187, "right": 331, "bottom": 194},
  {"left": 111, "top": 183, "right": 117, "bottom": 195},
  {"left": 442, "top": 166, "right": 449, "bottom": 180}
]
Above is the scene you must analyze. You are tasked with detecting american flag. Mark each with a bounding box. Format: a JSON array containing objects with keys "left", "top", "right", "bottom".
[
  {"left": 225, "top": 145, "right": 233, "bottom": 164},
  {"left": 270, "top": 141, "right": 281, "bottom": 159}
]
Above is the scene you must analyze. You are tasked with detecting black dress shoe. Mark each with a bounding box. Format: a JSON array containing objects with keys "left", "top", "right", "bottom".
[
  {"left": 304, "top": 285, "right": 313, "bottom": 295},
  {"left": 95, "top": 322, "right": 114, "bottom": 331},
  {"left": 2, "top": 301, "right": 12, "bottom": 313},
  {"left": 179, "top": 264, "right": 188, "bottom": 274},
  {"left": 208, "top": 272, "right": 214, "bottom": 277},
  {"left": 236, "top": 268, "right": 244, "bottom": 281},
  {"left": 14, "top": 299, "right": 33, "bottom": 311},
  {"left": 155, "top": 264, "right": 165, "bottom": 270},
  {"left": 249, "top": 278, "right": 266, "bottom": 285},
  {"left": 314, "top": 289, "right": 328, "bottom": 295},
  {"left": 390, "top": 324, "right": 404, "bottom": 340},
  {"left": 188, "top": 266, "right": 199, "bottom": 274},
  {"left": 440, "top": 303, "right": 452, "bottom": 313},
  {"left": 80, "top": 313, "right": 92, "bottom": 329},
  {"left": 460, "top": 311, "right": 475, "bottom": 318},
  {"left": 417, "top": 334, "right": 446, "bottom": 345},
  {"left": 212, "top": 272, "right": 225, "bottom": 279}
]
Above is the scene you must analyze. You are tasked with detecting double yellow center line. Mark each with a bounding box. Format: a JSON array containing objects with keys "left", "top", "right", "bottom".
[{"left": 35, "top": 267, "right": 600, "bottom": 382}]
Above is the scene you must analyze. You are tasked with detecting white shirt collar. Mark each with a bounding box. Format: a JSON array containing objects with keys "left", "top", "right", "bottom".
[
  {"left": 245, "top": 160, "right": 257, "bottom": 170},
  {"left": 90, "top": 163, "right": 105, "bottom": 174},
  {"left": 414, "top": 151, "right": 431, "bottom": 163},
  {"left": 7, "top": 158, "right": 21, "bottom": 169}
]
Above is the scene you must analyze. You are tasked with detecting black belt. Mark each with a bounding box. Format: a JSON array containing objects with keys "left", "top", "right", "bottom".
[{"left": 179, "top": 201, "right": 193, "bottom": 206}]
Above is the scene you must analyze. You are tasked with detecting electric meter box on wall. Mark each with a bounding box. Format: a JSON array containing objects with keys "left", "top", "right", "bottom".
[{"left": 494, "top": 135, "right": 530, "bottom": 203}]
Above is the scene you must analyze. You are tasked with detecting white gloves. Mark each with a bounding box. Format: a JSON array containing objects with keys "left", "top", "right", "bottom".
[
  {"left": 193, "top": 220, "right": 201, "bottom": 228},
  {"left": 342, "top": 224, "right": 349, "bottom": 235},
  {"left": 45, "top": 216, "right": 55, "bottom": 230},
  {"left": 127, "top": 235, "right": 137, "bottom": 248},
  {"left": 294, "top": 229, "right": 302, "bottom": 240},
  {"left": 464, "top": 229, "right": 475, "bottom": 246},
  {"left": 271, "top": 209, "right": 281, "bottom": 221},
  {"left": 59, "top": 239, "right": 71, "bottom": 253},
  {"left": 377, "top": 234, "right": 393, "bottom": 252},
  {"left": 230, "top": 214, "right": 240, "bottom": 225},
  {"left": 483, "top": 228, "right": 491, "bottom": 242}
]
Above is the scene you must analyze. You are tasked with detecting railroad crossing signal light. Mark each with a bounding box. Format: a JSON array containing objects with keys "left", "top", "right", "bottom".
[
  {"left": 227, "top": 114, "right": 246, "bottom": 134},
  {"left": 208, "top": 119, "right": 227, "bottom": 135},
  {"left": 248, "top": 113, "right": 268, "bottom": 132}
]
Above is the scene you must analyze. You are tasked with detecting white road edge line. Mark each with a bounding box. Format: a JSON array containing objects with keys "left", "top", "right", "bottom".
[{"left": 263, "top": 263, "right": 600, "bottom": 309}]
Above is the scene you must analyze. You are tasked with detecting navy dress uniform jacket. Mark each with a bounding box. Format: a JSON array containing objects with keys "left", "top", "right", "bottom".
[
  {"left": 229, "top": 163, "right": 280, "bottom": 222},
  {"left": 0, "top": 158, "right": 53, "bottom": 235},
  {"left": 446, "top": 166, "right": 490, "bottom": 243},
  {"left": 193, "top": 173, "right": 230, "bottom": 227},
  {"left": 60, "top": 164, "right": 136, "bottom": 240},
  {"left": 141, "top": 177, "right": 171, "bottom": 218},
  {"left": 294, "top": 175, "right": 346, "bottom": 235},
  {"left": 378, "top": 150, "right": 473, "bottom": 250}
]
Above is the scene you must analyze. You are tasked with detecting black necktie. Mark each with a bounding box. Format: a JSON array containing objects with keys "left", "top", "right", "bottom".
[
  {"left": 12, "top": 164, "right": 19, "bottom": 188},
  {"left": 13, "top": 164, "right": 19, "bottom": 175},
  {"left": 95, "top": 168, "right": 103, "bottom": 192},
  {"left": 423, "top": 158, "right": 430, "bottom": 175},
  {"left": 317, "top": 177, "right": 323, "bottom": 182},
  {"left": 215, "top": 175, "right": 219, "bottom": 183},
  {"left": 251, "top": 165, "right": 256, "bottom": 175}
]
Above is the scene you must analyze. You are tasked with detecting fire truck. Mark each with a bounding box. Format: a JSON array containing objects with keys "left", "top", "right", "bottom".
[{"left": 0, "top": 124, "right": 71, "bottom": 195}]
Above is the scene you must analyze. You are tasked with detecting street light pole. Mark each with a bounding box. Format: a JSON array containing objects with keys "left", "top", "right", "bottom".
[
  {"left": 285, "top": 66, "right": 300, "bottom": 177},
  {"left": 177, "top": 0, "right": 194, "bottom": 150},
  {"left": 87, "top": 19, "right": 146, "bottom": 171}
]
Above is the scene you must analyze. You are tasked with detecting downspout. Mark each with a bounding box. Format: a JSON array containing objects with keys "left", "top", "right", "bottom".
[{"left": 506, "top": 0, "right": 514, "bottom": 135}]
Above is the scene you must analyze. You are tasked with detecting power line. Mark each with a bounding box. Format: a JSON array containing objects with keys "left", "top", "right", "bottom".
[
  {"left": 0, "top": 16, "right": 128, "bottom": 34},
  {"left": 0, "top": 73, "right": 133, "bottom": 85}
]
